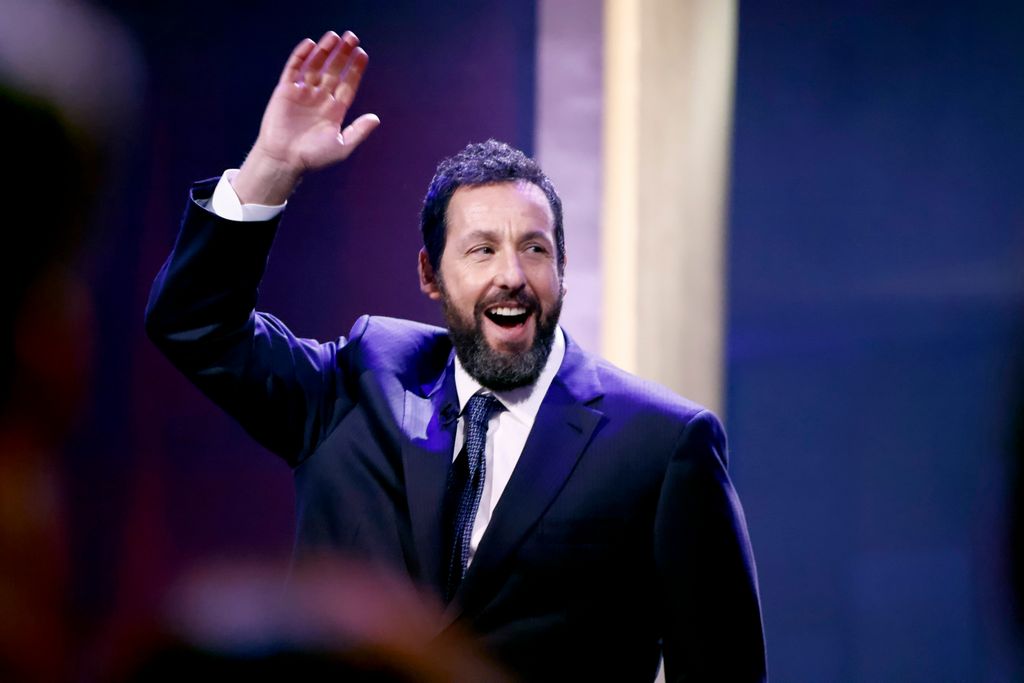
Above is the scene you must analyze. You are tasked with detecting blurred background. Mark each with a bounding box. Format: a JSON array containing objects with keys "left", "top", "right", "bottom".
[{"left": 1, "top": 0, "right": 1021, "bottom": 680}]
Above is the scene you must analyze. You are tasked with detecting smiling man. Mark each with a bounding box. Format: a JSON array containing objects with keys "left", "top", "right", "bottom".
[
  {"left": 421, "top": 165, "right": 565, "bottom": 392},
  {"left": 146, "top": 29, "right": 766, "bottom": 682}
]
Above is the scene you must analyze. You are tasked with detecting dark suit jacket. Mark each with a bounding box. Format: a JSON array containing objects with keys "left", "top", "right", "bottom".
[{"left": 145, "top": 179, "right": 767, "bottom": 682}]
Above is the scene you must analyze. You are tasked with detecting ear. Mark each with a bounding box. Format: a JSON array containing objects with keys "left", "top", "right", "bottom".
[
  {"left": 418, "top": 248, "right": 442, "bottom": 301},
  {"left": 560, "top": 252, "right": 568, "bottom": 297}
]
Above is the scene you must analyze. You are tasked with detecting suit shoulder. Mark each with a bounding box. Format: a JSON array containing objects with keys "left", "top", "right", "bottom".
[
  {"left": 344, "top": 315, "right": 451, "bottom": 385},
  {"left": 570, "top": 349, "right": 728, "bottom": 467},
  {"left": 590, "top": 355, "right": 711, "bottom": 425}
]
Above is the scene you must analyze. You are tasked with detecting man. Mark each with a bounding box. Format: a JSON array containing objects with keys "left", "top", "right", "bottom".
[{"left": 145, "top": 29, "right": 767, "bottom": 682}]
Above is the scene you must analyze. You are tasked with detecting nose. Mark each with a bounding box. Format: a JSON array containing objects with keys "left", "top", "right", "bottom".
[{"left": 493, "top": 249, "right": 526, "bottom": 290}]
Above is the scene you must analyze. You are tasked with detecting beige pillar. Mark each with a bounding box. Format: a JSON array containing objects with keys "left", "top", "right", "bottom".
[{"left": 602, "top": 0, "right": 737, "bottom": 415}]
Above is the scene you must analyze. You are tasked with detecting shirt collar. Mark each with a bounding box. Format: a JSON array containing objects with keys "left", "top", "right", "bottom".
[{"left": 453, "top": 327, "right": 566, "bottom": 424}]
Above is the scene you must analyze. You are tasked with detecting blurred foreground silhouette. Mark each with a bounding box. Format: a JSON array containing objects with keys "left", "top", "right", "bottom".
[
  {"left": 0, "top": 1, "right": 135, "bottom": 680},
  {"left": 111, "top": 558, "right": 515, "bottom": 683}
]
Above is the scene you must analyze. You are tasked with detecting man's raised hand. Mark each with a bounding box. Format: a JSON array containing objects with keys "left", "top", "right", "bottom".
[{"left": 233, "top": 30, "right": 380, "bottom": 205}]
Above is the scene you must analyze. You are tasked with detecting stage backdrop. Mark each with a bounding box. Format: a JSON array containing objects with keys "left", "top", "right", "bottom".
[{"left": 52, "top": 1, "right": 1024, "bottom": 680}]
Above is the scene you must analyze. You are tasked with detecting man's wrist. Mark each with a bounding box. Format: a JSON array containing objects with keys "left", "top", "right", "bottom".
[
  {"left": 206, "top": 170, "right": 286, "bottom": 222},
  {"left": 232, "top": 146, "right": 303, "bottom": 205}
]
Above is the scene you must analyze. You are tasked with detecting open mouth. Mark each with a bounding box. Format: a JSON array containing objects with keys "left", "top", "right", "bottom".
[{"left": 483, "top": 305, "right": 532, "bottom": 328}]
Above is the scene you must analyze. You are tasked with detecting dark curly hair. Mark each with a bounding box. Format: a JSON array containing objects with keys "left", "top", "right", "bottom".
[{"left": 420, "top": 139, "right": 565, "bottom": 274}]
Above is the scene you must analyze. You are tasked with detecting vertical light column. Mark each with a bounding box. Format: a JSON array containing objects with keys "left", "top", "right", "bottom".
[{"left": 602, "top": 0, "right": 737, "bottom": 414}]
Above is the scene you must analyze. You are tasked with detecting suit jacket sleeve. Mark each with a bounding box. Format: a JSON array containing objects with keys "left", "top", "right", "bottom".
[
  {"left": 144, "top": 178, "right": 358, "bottom": 466},
  {"left": 655, "top": 409, "right": 767, "bottom": 682}
]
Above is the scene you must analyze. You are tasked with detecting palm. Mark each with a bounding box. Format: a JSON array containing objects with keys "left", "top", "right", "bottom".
[{"left": 255, "top": 31, "right": 378, "bottom": 173}]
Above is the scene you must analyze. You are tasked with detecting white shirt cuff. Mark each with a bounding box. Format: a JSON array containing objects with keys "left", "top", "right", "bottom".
[{"left": 206, "top": 169, "right": 287, "bottom": 222}]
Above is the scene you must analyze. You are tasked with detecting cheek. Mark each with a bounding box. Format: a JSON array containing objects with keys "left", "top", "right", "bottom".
[
  {"left": 531, "top": 269, "right": 563, "bottom": 302},
  {"left": 443, "top": 273, "right": 492, "bottom": 309}
]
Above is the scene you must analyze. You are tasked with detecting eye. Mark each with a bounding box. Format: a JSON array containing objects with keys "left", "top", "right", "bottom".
[
  {"left": 525, "top": 243, "right": 549, "bottom": 255},
  {"left": 469, "top": 245, "right": 495, "bottom": 256}
]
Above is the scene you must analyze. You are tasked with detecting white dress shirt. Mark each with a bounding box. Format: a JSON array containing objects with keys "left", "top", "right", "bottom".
[
  {"left": 452, "top": 327, "right": 565, "bottom": 564},
  {"left": 204, "top": 170, "right": 566, "bottom": 565}
]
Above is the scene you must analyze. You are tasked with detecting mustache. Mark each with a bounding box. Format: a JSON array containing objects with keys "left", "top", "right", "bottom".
[{"left": 473, "top": 290, "right": 539, "bottom": 318}]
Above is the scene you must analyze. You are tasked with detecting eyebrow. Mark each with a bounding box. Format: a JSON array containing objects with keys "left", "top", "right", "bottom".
[
  {"left": 519, "top": 230, "right": 555, "bottom": 244},
  {"left": 459, "top": 229, "right": 554, "bottom": 244}
]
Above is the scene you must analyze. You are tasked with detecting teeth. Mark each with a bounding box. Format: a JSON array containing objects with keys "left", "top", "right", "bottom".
[{"left": 490, "top": 306, "right": 526, "bottom": 317}]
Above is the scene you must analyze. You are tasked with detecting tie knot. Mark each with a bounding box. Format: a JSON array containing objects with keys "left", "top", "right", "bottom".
[{"left": 465, "top": 393, "right": 502, "bottom": 427}]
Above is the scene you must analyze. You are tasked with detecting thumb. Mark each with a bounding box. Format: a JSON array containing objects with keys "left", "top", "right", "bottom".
[{"left": 339, "top": 113, "right": 381, "bottom": 157}]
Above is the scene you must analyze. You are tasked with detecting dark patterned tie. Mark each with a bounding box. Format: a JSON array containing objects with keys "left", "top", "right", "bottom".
[{"left": 444, "top": 392, "right": 502, "bottom": 602}]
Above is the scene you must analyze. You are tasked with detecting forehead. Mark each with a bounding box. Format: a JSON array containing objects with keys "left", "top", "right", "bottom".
[{"left": 445, "top": 181, "right": 555, "bottom": 240}]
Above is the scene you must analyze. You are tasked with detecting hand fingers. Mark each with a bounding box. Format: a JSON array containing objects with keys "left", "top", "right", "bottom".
[
  {"left": 300, "top": 31, "right": 343, "bottom": 87},
  {"left": 278, "top": 38, "right": 316, "bottom": 85},
  {"left": 340, "top": 113, "right": 381, "bottom": 154},
  {"left": 334, "top": 47, "right": 369, "bottom": 110},
  {"left": 319, "top": 31, "right": 359, "bottom": 93}
]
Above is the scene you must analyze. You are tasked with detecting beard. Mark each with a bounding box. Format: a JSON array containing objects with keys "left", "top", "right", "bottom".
[{"left": 438, "top": 279, "right": 563, "bottom": 391}]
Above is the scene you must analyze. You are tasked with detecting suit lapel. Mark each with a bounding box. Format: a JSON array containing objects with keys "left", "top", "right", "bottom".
[
  {"left": 442, "top": 334, "right": 605, "bottom": 626},
  {"left": 401, "top": 362, "right": 459, "bottom": 593}
]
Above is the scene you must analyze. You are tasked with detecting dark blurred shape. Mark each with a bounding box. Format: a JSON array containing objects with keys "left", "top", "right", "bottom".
[
  {"left": 0, "top": 1, "right": 140, "bottom": 680},
  {"left": 0, "top": 84, "right": 97, "bottom": 683},
  {"left": 109, "top": 558, "right": 515, "bottom": 683},
  {"left": 0, "top": 87, "right": 94, "bottom": 415},
  {"left": 128, "top": 647, "right": 414, "bottom": 682},
  {"left": 1011, "top": 350, "right": 1024, "bottom": 635}
]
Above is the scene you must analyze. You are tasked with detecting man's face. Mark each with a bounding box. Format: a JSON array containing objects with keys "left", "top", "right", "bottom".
[{"left": 420, "top": 181, "right": 565, "bottom": 390}]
